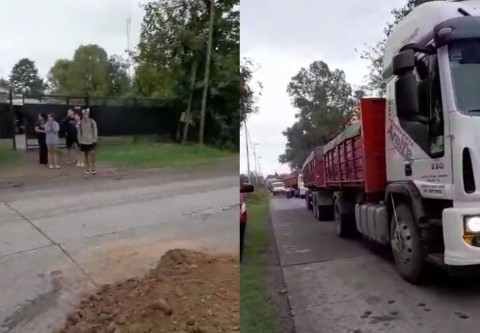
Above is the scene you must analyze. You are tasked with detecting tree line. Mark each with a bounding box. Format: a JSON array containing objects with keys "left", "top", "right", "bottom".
[
  {"left": 278, "top": 0, "right": 430, "bottom": 169},
  {"left": 0, "top": 0, "right": 239, "bottom": 148}
]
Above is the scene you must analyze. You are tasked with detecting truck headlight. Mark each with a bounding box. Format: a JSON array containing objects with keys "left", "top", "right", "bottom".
[{"left": 465, "top": 216, "right": 480, "bottom": 233}]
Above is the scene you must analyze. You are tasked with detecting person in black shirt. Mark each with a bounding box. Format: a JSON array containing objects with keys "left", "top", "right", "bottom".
[
  {"left": 34, "top": 113, "right": 48, "bottom": 165},
  {"left": 61, "top": 108, "right": 78, "bottom": 164}
]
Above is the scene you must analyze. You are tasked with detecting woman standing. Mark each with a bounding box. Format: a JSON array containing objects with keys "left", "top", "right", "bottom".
[
  {"left": 45, "top": 113, "right": 60, "bottom": 169},
  {"left": 34, "top": 113, "right": 48, "bottom": 165},
  {"left": 78, "top": 109, "right": 98, "bottom": 175}
]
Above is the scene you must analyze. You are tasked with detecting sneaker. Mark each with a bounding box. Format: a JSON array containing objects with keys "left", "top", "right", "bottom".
[
  {"left": 91, "top": 170, "right": 97, "bottom": 175},
  {"left": 48, "top": 165, "right": 54, "bottom": 169},
  {"left": 55, "top": 165, "right": 61, "bottom": 169},
  {"left": 84, "top": 170, "right": 91, "bottom": 175}
]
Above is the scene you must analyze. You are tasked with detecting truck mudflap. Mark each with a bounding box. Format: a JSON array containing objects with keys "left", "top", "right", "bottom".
[{"left": 443, "top": 207, "right": 480, "bottom": 266}]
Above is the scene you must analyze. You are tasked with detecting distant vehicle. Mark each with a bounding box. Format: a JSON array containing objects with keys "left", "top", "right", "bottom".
[
  {"left": 271, "top": 181, "right": 285, "bottom": 196},
  {"left": 240, "top": 183, "right": 254, "bottom": 261},
  {"left": 284, "top": 172, "right": 307, "bottom": 198}
]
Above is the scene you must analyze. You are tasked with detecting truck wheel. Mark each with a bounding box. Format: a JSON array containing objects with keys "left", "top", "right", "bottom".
[
  {"left": 334, "top": 199, "right": 353, "bottom": 237},
  {"left": 318, "top": 206, "right": 331, "bottom": 221},
  {"left": 390, "top": 203, "right": 425, "bottom": 284},
  {"left": 306, "top": 194, "right": 313, "bottom": 210}
]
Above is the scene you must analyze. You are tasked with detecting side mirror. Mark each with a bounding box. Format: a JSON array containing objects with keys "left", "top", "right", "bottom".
[
  {"left": 393, "top": 49, "right": 415, "bottom": 76},
  {"left": 395, "top": 72, "right": 420, "bottom": 118},
  {"left": 240, "top": 184, "right": 254, "bottom": 193}
]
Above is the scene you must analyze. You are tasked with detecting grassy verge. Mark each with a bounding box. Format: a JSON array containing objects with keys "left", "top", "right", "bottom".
[
  {"left": 0, "top": 140, "right": 20, "bottom": 177},
  {"left": 97, "top": 138, "right": 237, "bottom": 169},
  {"left": 241, "top": 188, "right": 281, "bottom": 333}
]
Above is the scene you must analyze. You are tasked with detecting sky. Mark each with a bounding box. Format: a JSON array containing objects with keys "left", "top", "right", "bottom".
[
  {"left": 240, "top": 0, "right": 406, "bottom": 176},
  {"left": 0, "top": 0, "right": 149, "bottom": 79}
]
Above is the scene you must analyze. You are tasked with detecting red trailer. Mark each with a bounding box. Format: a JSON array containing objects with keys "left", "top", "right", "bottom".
[
  {"left": 283, "top": 172, "right": 299, "bottom": 189},
  {"left": 302, "top": 98, "right": 387, "bottom": 223}
]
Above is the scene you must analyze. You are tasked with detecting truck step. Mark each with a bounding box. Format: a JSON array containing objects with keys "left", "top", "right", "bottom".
[{"left": 426, "top": 253, "right": 445, "bottom": 267}]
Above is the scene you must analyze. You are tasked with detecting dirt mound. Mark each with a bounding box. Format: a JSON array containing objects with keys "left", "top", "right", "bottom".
[{"left": 58, "top": 249, "right": 239, "bottom": 333}]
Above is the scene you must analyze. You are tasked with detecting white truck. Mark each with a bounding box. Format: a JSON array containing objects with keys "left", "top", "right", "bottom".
[{"left": 304, "top": 0, "right": 480, "bottom": 284}]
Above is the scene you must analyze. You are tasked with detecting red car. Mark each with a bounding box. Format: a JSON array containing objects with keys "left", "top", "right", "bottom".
[{"left": 240, "top": 183, "right": 254, "bottom": 261}]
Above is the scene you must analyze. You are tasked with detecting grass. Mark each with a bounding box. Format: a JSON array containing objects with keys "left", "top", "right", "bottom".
[
  {"left": 96, "top": 137, "right": 237, "bottom": 169},
  {"left": 241, "top": 188, "right": 281, "bottom": 333},
  {"left": 0, "top": 139, "right": 20, "bottom": 177}
]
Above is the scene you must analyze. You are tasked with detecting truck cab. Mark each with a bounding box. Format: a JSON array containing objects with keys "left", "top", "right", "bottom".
[{"left": 384, "top": 0, "right": 480, "bottom": 277}]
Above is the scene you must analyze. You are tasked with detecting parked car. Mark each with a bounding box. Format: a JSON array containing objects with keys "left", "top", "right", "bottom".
[
  {"left": 240, "top": 183, "right": 254, "bottom": 261},
  {"left": 271, "top": 181, "right": 285, "bottom": 196}
]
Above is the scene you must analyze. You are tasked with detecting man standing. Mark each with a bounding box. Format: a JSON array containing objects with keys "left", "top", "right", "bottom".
[
  {"left": 78, "top": 109, "right": 98, "bottom": 175},
  {"left": 61, "top": 108, "right": 78, "bottom": 164}
]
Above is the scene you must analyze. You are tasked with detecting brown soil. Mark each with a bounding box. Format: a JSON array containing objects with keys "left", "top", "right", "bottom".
[{"left": 58, "top": 249, "right": 240, "bottom": 333}]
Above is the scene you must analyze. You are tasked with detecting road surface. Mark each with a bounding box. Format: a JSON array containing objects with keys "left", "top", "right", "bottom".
[
  {"left": 270, "top": 196, "right": 480, "bottom": 333},
  {"left": 0, "top": 164, "right": 238, "bottom": 333}
]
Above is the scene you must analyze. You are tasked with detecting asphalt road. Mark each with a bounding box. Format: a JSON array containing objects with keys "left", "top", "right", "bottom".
[
  {"left": 270, "top": 196, "right": 480, "bottom": 333},
  {"left": 0, "top": 165, "right": 238, "bottom": 333}
]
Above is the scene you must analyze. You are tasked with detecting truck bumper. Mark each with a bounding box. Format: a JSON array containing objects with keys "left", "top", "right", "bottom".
[{"left": 443, "top": 207, "right": 480, "bottom": 266}]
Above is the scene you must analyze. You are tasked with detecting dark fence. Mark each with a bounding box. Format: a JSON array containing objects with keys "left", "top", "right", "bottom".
[
  {"left": 0, "top": 103, "right": 13, "bottom": 139},
  {"left": 19, "top": 95, "right": 181, "bottom": 149}
]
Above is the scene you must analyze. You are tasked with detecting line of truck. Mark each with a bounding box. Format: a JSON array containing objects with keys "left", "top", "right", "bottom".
[{"left": 299, "top": 0, "right": 480, "bottom": 284}]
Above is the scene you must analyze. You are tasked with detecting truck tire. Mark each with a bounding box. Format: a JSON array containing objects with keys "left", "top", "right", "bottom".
[
  {"left": 306, "top": 193, "right": 313, "bottom": 210},
  {"left": 390, "top": 203, "right": 425, "bottom": 284},
  {"left": 317, "top": 206, "right": 331, "bottom": 221},
  {"left": 334, "top": 199, "right": 354, "bottom": 238}
]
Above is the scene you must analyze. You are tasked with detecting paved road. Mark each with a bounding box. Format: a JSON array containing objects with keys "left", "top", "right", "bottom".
[
  {"left": 270, "top": 197, "right": 480, "bottom": 333},
  {"left": 0, "top": 165, "right": 238, "bottom": 333}
]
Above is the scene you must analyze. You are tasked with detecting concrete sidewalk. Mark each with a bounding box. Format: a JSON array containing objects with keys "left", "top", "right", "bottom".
[{"left": 0, "top": 172, "right": 238, "bottom": 333}]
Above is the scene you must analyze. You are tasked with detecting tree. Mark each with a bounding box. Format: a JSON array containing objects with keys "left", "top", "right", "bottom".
[
  {"left": 9, "top": 58, "right": 45, "bottom": 96},
  {"left": 48, "top": 45, "right": 130, "bottom": 97},
  {"left": 240, "top": 57, "right": 262, "bottom": 124},
  {"left": 135, "top": 0, "right": 240, "bottom": 147},
  {"left": 107, "top": 55, "right": 131, "bottom": 96},
  {"left": 47, "top": 59, "right": 73, "bottom": 94},
  {"left": 279, "top": 60, "right": 359, "bottom": 169},
  {"left": 359, "top": 0, "right": 436, "bottom": 96},
  {"left": 0, "top": 77, "right": 10, "bottom": 89}
]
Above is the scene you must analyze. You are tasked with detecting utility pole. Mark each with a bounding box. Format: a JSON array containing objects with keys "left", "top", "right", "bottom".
[
  {"left": 253, "top": 143, "right": 259, "bottom": 184},
  {"left": 198, "top": 0, "right": 215, "bottom": 145},
  {"left": 244, "top": 123, "right": 252, "bottom": 184}
]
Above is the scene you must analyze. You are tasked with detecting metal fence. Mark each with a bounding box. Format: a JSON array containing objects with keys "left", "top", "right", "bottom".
[{"left": 1, "top": 94, "right": 180, "bottom": 150}]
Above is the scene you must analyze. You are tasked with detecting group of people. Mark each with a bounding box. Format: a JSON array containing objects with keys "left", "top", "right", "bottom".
[{"left": 34, "top": 108, "right": 99, "bottom": 175}]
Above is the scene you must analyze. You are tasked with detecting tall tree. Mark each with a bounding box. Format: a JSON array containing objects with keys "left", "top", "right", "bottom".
[
  {"left": 279, "top": 60, "right": 359, "bottom": 169},
  {"left": 107, "top": 55, "right": 131, "bottom": 96},
  {"left": 9, "top": 58, "right": 45, "bottom": 96},
  {"left": 135, "top": 0, "right": 240, "bottom": 147},
  {"left": 359, "top": 0, "right": 436, "bottom": 96}
]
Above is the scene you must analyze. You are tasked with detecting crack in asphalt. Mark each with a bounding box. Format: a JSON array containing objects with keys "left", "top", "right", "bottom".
[{"left": 281, "top": 254, "right": 374, "bottom": 268}]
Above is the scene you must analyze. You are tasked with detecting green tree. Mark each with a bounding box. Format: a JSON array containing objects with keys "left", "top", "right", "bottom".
[
  {"left": 0, "top": 77, "right": 10, "bottom": 89},
  {"left": 9, "top": 58, "right": 45, "bottom": 96},
  {"left": 107, "top": 55, "right": 131, "bottom": 96},
  {"left": 47, "top": 59, "right": 73, "bottom": 94},
  {"left": 360, "top": 0, "right": 437, "bottom": 96},
  {"left": 135, "top": 0, "right": 239, "bottom": 147},
  {"left": 279, "top": 60, "right": 359, "bottom": 169}
]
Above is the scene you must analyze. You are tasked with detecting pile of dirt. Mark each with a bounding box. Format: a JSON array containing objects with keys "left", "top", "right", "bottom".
[{"left": 58, "top": 249, "right": 239, "bottom": 333}]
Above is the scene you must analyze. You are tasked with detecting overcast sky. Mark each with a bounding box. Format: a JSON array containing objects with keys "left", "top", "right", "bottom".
[
  {"left": 240, "top": 0, "right": 406, "bottom": 176},
  {"left": 0, "top": 0, "right": 148, "bottom": 79}
]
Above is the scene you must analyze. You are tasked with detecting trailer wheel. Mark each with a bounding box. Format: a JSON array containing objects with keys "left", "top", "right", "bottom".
[
  {"left": 334, "top": 199, "right": 353, "bottom": 237},
  {"left": 390, "top": 203, "right": 425, "bottom": 284},
  {"left": 318, "top": 206, "right": 331, "bottom": 221}
]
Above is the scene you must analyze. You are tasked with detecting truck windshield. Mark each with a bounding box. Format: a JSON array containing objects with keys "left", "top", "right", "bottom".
[
  {"left": 272, "top": 182, "right": 283, "bottom": 188},
  {"left": 449, "top": 39, "right": 480, "bottom": 115}
]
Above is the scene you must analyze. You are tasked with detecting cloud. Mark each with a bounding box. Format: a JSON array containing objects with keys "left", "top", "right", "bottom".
[
  {"left": 240, "top": 0, "right": 405, "bottom": 175},
  {"left": 0, "top": 0, "right": 149, "bottom": 79}
]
